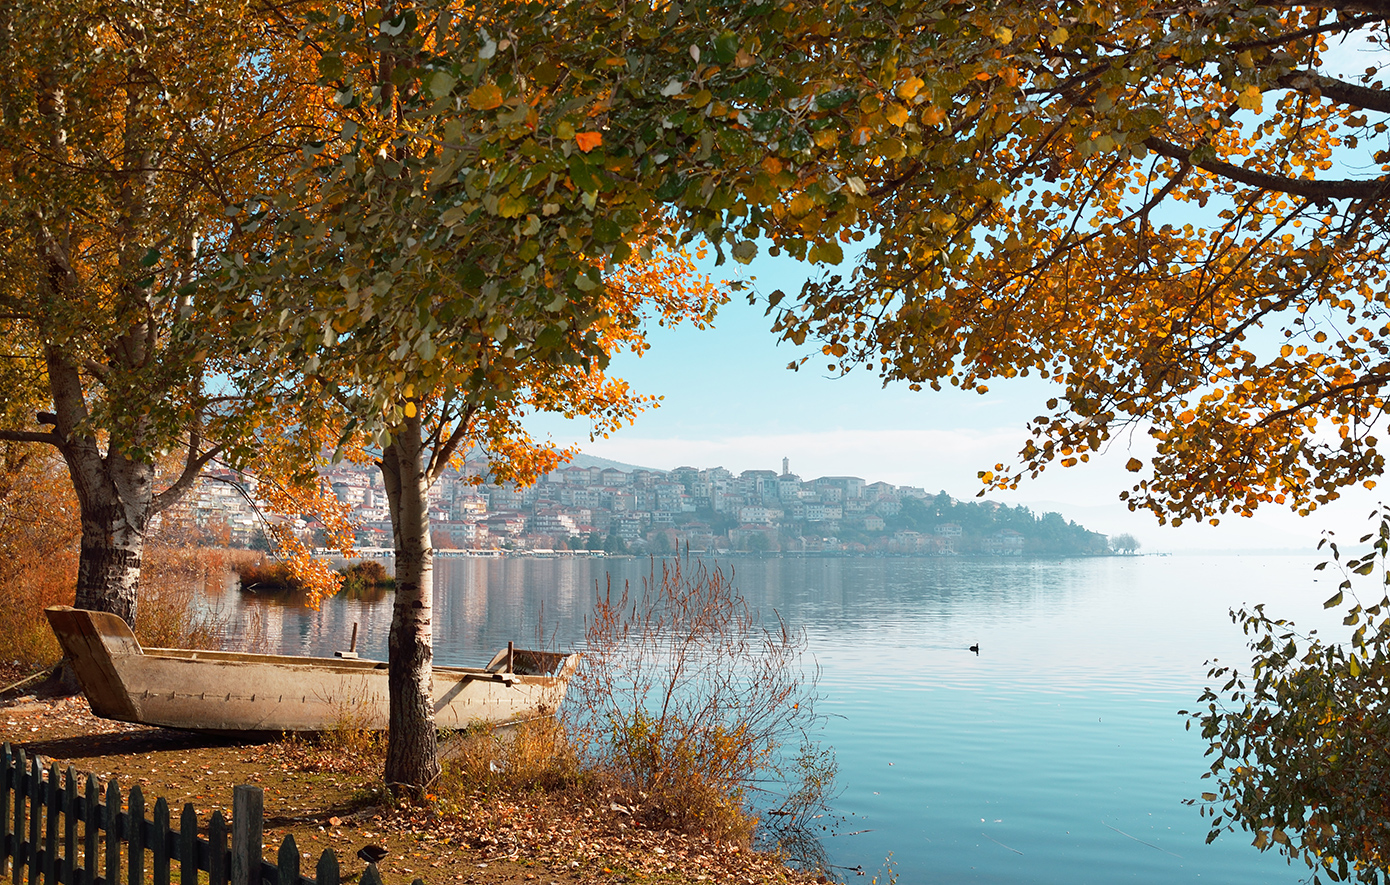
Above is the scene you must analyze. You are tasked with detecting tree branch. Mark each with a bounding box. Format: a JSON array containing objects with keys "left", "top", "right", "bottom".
[
  {"left": 0, "top": 430, "right": 62, "bottom": 446},
  {"left": 1144, "top": 136, "right": 1390, "bottom": 200},
  {"left": 152, "top": 440, "right": 225, "bottom": 514},
  {"left": 1257, "top": 373, "right": 1390, "bottom": 428},
  {"left": 1278, "top": 71, "right": 1390, "bottom": 114}
]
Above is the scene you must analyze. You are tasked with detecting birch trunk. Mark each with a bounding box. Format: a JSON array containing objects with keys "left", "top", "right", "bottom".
[
  {"left": 47, "top": 348, "right": 153, "bottom": 625},
  {"left": 379, "top": 413, "right": 441, "bottom": 791}
]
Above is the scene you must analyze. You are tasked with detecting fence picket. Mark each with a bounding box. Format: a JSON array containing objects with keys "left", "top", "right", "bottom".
[
  {"left": 26, "top": 756, "right": 38, "bottom": 885},
  {"left": 81, "top": 775, "right": 97, "bottom": 885},
  {"left": 126, "top": 787, "right": 143, "bottom": 885},
  {"left": 152, "top": 798, "right": 169, "bottom": 885},
  {"left": 62, "top": 768, "right": 76, "bottom": 885},
  {"left": 275, "top": 836, "right": 297, "bottom": 885},
  {"left": 0, "top": 759, "right": 386, "bottom": 885},
  {"left": 103, "top": 782, "right": 119, "bottom": 885},
  {"left": 207, "top": 811, "right": 226, "bottom": 885},
  {"left": 43, "top": 762, "right": 58, "bottom": 885},
  {"left": 10, "top": 750, "right": 22, "bottom": 883},
  {"left": 1, "top": 746, "right": 11, "bottom": 877},
  {"left": 178, "top": 805, "right": 196, "bottom": 885},
  {"left": 314, "top": 851, "right": 337, "bottom": 885}
]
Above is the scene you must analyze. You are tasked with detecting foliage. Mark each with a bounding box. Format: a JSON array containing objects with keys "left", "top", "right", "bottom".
[
  {"left": 889, "top": 495, "right": 1109, "bottom": 555},
  {"left": 1185, "top": 506, "right": 1390, "bottom": 883},
  {"left": 758, "top": 1, "right": 1390, "bottom": 525},
  {"left": 0, "top": 0, "right": 335, "bottom": 617},
  {"left": 566, "top": 558, "right": 833, "bottom": 848}
]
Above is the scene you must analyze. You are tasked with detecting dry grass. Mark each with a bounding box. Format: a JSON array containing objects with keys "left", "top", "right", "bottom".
[{"left": 435, "top": 717, "right": 584, "bottom": 802}]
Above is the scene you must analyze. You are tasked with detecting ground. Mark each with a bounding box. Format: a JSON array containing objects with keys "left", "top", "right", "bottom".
[{"left": 0, "top": 665, "right": 825, "bottom": 885}]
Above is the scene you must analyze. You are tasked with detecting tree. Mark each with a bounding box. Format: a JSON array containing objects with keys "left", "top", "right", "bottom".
[
  {"left": 763, "top": 1, "right": 1390, "bottom": 528},
  {"left": 737, "top": 3, "right": 1390, "bottom": 875},
  {"left": 0, "top": 0, "right": 319, "bottom": 620},
  {"left": 224, "top": 0, "right": 891, "bottom": 791},
  {"left": 1111, "top": 533, "right": 1141, "bottom": 555}
]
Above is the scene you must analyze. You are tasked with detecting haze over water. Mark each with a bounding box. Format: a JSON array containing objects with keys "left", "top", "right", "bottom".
[{"left": 220, "top": 552, "right": 1348, "bottom": 883}]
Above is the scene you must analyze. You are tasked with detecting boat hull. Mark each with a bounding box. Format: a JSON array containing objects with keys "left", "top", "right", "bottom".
[{"left": 45, "top": 606, "right": 577, "bottom": 733}]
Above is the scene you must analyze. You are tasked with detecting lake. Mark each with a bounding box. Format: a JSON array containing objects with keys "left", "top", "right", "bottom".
[{"left": 212, "top": 552, "right": 1347, "bottom": 883}]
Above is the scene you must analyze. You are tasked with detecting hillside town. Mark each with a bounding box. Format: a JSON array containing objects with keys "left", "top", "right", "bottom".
[{"left": 175, "top": 456, "right": 1111, "bottom": 557}]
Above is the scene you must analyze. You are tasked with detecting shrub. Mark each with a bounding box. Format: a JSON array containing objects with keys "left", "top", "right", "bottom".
[{"left": 565, "top": 557, "right": 835, "bottom": 849}]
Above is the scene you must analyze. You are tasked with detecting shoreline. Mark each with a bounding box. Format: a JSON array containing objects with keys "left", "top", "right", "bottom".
[{"left": 0, "top": 688, "right": 824, "bottom": 885}]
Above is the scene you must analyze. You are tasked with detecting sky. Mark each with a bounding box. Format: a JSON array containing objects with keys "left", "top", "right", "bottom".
[{"left": 523, "top": 253, "right": 1386, "bottom": 554}]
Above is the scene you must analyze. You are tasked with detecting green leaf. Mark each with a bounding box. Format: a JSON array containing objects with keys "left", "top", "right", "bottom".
[
  {"left": 1324, "top": 590, "right": 1344, "bottom": 608},
  {"left": 140, "top": 248, "right": 161, "bottom": 267},
  {"left": 428, "top": 71, "right": 457, "bottom": 99},
  {"left": 731, "top": 240, "right": 758, "bottom": 264}
]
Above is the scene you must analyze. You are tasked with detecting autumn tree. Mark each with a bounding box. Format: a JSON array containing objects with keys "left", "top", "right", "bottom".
[
  {"left": 764, "top": 1, "right": 1390, "bottom": 527},
  {"left": 221, "top": 0, "right": 902, "bottom": 790},
  {"left": 0, "top": 0, "right": 323, "bottom": 621},
  {"left": 739, "top": 1, "right": 1390, "bottom": 876}
]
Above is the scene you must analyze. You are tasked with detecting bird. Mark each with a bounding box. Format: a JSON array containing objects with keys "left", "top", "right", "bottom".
[
  {"left": 356, "top": 845, "right": 388, "bottom": 865},
  {"left": 969, "top": 644, "right": 980, "bottom": 655}
]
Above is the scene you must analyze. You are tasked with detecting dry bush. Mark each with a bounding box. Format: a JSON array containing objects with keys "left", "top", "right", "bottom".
[
  {"left": 564, "top": 557, "right": 835, "bottom": 849},
  {"left": 0, "top": 447, "right": 80, "bottom": 670}
]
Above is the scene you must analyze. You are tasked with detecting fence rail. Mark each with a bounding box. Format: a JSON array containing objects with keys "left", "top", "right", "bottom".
[{"left": 0, "top": 744, "right": 420, "bottom": 885}]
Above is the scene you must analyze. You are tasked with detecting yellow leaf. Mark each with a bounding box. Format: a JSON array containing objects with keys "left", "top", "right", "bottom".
[
  {"left": 467, "top": 83, "right": 504, "bottom": 110},
  {"left": 1049, "top": 27, "right": 1069, "bottom": 47},
  {"left": 885, "top": 103, "right": 910, "bottom": 127},
  {"left": 1126, "top": 458, "right": 1143, "bottom": 472},
  {"left": 1237, "top": 85, "right": 1263, "bottom": 112},
  {"left": 895, "top": 76, "right": 924, "bottom": 101},
  {"left": 404, "top": 401, "right": 417, "bottom": 418},
  {"left": 921, "top": 105, "right": 946, "bottom": 127}
]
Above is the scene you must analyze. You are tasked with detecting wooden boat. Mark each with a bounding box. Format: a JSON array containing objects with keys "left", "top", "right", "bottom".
[{"left": 44, "top": 606, "right": 579, "bottom": 734}]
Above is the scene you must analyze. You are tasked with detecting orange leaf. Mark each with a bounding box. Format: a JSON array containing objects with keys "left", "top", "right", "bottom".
[{"left": 575, "top": 131, "right": 603, "bottom": 152}]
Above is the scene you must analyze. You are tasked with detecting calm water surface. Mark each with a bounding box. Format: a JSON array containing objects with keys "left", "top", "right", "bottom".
[{"left": 214, "top": 553, "right": 1346, "bottom": 883}]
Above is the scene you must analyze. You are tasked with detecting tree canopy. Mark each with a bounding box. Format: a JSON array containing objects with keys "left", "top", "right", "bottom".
[
  {"left": 765, "top": 1, "right": 1390, "bottom": 526},
  {"left": 0, "top": 0, "right": 322, "bottom": 618}
]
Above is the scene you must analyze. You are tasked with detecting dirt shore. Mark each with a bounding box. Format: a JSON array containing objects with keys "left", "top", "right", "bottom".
[{"left": 0, "top": 675, "right": 825, "bottom": 885}]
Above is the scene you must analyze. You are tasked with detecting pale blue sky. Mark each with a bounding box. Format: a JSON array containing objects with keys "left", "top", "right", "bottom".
[{"left": 524, "top": 253, "right": 1383, "bottom": 554}]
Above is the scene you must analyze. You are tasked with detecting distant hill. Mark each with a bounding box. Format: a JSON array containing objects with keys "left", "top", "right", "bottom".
[
  {"left": 565, "top": 452, "right": 660, "bottom": 473},
  {"left": 889, "top": 495, "right": 1110, "bottom": 556}
]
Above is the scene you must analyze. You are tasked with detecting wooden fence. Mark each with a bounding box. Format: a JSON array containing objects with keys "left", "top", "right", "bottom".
[{"left": 0, "top": 744, "right": 422, "bottom": 885}]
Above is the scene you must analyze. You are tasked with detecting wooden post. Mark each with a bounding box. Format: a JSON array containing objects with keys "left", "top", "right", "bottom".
[
  {"left": 231, "top": 786, "right": 262, "bottom": 885},
  {"left": 208, "top": 811, "right": 227, "bottom": 885}
]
